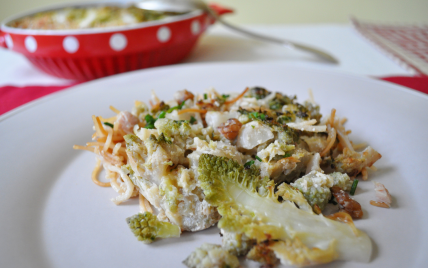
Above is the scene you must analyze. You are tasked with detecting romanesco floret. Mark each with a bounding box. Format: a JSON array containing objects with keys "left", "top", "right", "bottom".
[
  {"left": 126, "top": 212, "right": 180, "bottom": 243},
  {"left": 330, "top": 172, "right": 352, "bottom": 191},
  {"left": 197, "top": 154, "right": 372, "bottom": 265},
  {"left": 183, "top": 243, "right": 240, "bottom": 268},
  {"left": 221, "top": 230, "right": 255, "bottom": 256},
  {"left": 290, "top": 170, "right": 333, "bottom": 211},
  {"left": 155, "top": 118, "right": 191, "bottom": 142}
]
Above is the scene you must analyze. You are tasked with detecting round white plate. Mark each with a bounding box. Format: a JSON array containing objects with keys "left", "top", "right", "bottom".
[{"left": 1, "top": 62, "right": 427, "bottom": 268}]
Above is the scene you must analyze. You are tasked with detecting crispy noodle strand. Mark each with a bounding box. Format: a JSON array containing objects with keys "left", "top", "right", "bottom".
[
  {"left": 361, "top": 167, "right": 368, "bottom": 181},
  {"left": 109, "top": 105, "right": 121, "bottom": 114},
  {"left": 320, "top": 125, "right": 337, "bottom": 157},
  {"left": 225, "top": 87, "right": 249, "bottom": 105},
  {"left": 104, "top": 128, "right": 113, "bottom": 152},
  {"left": 177, "top": 108, "right": 208, "bottom": 115},
  {"left": 329, "top": 109, "right": 336, "bottom": 127},
  {"left": 92, "top": 158, "right": 111, "bottom": 187},
  {"left": 73, "top": 145, "right": 95, "bottom": 153},
  {"left": 139, "top": 193, "right": 153, "bottom": 213},
  {"left": 92, "top": 115, "right": 107, "bottom": 137}
]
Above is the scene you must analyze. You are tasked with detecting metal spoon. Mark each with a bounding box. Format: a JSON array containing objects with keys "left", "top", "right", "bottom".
[
  {"left": 137, "top": 0, "right": 338, "bottom": 64},
  {"left": 192, "top": 0, "right": 339, "bottom": 64}
]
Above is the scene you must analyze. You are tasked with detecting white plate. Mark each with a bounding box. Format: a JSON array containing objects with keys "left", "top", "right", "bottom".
[{"left": 1, "top": 62, "right": 427, "bottom": 268}]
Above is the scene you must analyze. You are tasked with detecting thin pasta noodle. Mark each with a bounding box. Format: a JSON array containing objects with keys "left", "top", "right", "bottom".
[
  {"left": 73, "top": 145, "right": 95, "bottom": 153},
  {"left": 320, "top": 126, "right": 337, "bottom": 157},
  {"left": 361, "top": 167, "right": 368, "bottom": 181},
  {"left": 92, "top": 115, "right": 107, "bottom": 137},
  {"left": 104, "top": 163, "right": 135, "bottom": 205},
  {"left": 92, "top": 158, "right": 111, "bottom": 187},
  {"left": 139, "top": 193, "right": 153, "bottom": 213},
  {"left": 109, "top": 105, "right": 121, "bottom": 114},
  {"left": 225, "top": 87, "right": 249, "bottom": 105}
]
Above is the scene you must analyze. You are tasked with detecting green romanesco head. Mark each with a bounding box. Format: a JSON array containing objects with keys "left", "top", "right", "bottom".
[
  {"left": 183, "top": 243, "right": 240, "bottom": 268},
  {"left": 126, "top": 212, "right": 180, "bottom": 243},
  {"left": 290, "top": 171, "right": 333, "bottom": 211},
  {"left": 155, "top": 118, "right": 191, "bottom": 142},
  {"left": 330, "top": 172, "right": 353, "bottom": 191},
  {"left": 198, "top": 154, "right": 267, "bottom": 206}
]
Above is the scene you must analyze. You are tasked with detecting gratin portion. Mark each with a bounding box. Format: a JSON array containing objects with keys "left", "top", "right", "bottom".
[{"left": 74, "top": 86, "right": 384, "bottom": 267}]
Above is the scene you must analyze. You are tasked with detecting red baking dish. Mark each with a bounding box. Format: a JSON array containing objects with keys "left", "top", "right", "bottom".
[{"left": 0, "top": 1, "right": 232, "bottom": 81}]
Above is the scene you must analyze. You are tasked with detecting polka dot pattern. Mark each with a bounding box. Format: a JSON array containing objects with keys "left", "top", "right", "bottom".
[
  {"left": 63, "top": 36, "right": 79, "bottom": 53},
  {"left": 25, "top": 36, "right": 37, "bottom": 53},
  {"left": 191, "top": 20, "right": 200, "bottom": 35},
  {"left": 109, "top": 33, "right": 127, "bottom": 51},
  {"left": 157, "top": 26, "right": 171, "bottom": 43},
  {"left": 5, "top": 34, "right": 13, "bottom": 49}
]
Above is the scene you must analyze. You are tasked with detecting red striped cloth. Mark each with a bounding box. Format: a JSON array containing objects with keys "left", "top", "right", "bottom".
[{"left": 1, "top": 77, "right": 427, "bottom": 116}]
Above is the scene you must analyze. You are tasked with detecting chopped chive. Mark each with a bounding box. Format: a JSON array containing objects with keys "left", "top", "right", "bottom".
[
  {"left": 190, "top": 116, "right": 196, "bottom": 124},
  {"left": 255, "top": 156, "right": 262, "bottom": 162},
  {"left": 103, "top": 122, "right": 114, "bottom": 128},
  {"left": 204, "top": 93, "right": 208, "bottom": 100},
  {"left": 283, "top": 153, "right": 292, "bottom": 158},
  {"left": 350, "top": 179, "right": 359, "bottom": 196},
  {"left": 259, "top": 113, "right": 266, "bottom": 120},
  {"left": 222, "top": 94, "right": 230, "bottom": 99},
  {"left": 158, "top": 111, "right": 166, "bottom": 119},
  {"left": 244, "top": 160, "right": 255, "bottom": 168},
  {"left": 144, "top": 114, "right": 156, "bottom": 129}
]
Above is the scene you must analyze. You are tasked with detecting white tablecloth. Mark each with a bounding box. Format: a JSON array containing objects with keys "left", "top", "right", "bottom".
[{"left": 0, "top": 24, "right": 415, "bottom": 87}]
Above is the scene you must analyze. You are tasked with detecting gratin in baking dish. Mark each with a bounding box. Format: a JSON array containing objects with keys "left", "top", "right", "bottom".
[{"left": 0, "top": 1, "right": 232, "bottom": 80}]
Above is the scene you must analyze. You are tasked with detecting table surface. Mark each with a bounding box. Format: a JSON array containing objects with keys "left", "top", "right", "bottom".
[{"left": 0, "top": 24, "right": 415, "bottom": 87}]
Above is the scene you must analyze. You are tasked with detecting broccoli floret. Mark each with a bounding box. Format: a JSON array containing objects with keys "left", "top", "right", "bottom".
[
  {"left": 183, "top": 243, "right": 240, "bottom": 268},
  {"left": 126, "top": 212, "right": 180, "bottom": 243},
  {"left": 221, "top": 230, "right": 255, "bottom": 256},
  {"left": 330, "top": 172, "right": 353, "bottom": 191},
  {"left": 197, "top": 154, "right": 372, "bottom": 265},
  {"left": 155, "top": 118, "right": 191, "bottom": 142},
  {"left": 290, "top": 170, "right": 333, "bottom": 211}
]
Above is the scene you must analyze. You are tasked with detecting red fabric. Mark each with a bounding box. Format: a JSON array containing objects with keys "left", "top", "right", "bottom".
[
  {"left": 0, "top": 76, "right": 426, "bottom": 116},
  {"left": 0, "top": 84, "right": 77, "bottom": 115},
  {"left": 379, "top": 76, "right": 428, "bottom": 95}
]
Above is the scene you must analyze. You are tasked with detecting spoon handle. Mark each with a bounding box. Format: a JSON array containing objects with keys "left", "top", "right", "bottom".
[{"left": 202, "top": 3, "right": 339, "bottom": 64}]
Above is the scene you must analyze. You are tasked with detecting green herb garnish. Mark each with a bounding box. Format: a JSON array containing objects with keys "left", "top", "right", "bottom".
[
  {"left": 222, "top": 94, "right": 230, "bottom": 99},
  {"left": 158, "top": 111, "right": 166, "bottom": 119},
  {"left": 204, "top": 93, "right": 208, "bottom": 100},
  {"left": 144, "top": 114, "right": 157, "bottom": 129},
  {"left": 190, "top": 116, "right": 196, "bottom": 124},
  {"left": 255, "top": 156, "right": 262, "bottom": 162},
  {"left": 350, "top": 179, "right": 359, "bottom": 196},
  {"left": 103, "top": 122, "right": 114, "bottom": 128},
  {"left": 244, "top": 160, "right": 255, "bottom": 168},
  {"left": 167, "top": 101, "right": 185, "bottom": 113}
]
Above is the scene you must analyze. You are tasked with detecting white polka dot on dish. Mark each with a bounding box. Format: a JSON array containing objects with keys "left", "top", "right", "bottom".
[
  {"left": 157, "top": 26, "right": 171, "bottom": 43},
  {"left": 109, "top": 33, "right": 127, "bottom": 51},
  {"left": 191, "top": 20, "right": 200, "bottom": 35},
  {"left": 63, "top": 36, "right": 79, "bottom": 53},
  {"left": 25, "top": 36, "right": 37, "bottom": 53},
  {"left": 5, "top": 34, "right": 13, "bottom": 49}
]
